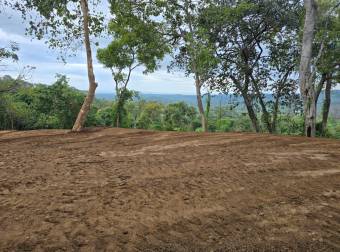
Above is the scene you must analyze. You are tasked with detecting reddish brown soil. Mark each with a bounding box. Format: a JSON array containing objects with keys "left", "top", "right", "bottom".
[{"left": 0, "top": 128, "right": 340, "bottom": 251}]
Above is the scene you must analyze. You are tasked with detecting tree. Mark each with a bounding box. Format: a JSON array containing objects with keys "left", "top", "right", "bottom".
[
  {"left": 160, "top": 0, "right": 218, "bottom": 132},
  {"left": 72, "top": 0, "right": 99, "bottom": 131},
  {"left": 5, "top": 0, "right": 104, "bottom": 131},
  {"left": 267, "top": 28, "right": 301, "bottom": 133},
  {"left": 298, "top": 0, "right": 340, "bottom": 137},
  {"left": 299, "top": 0, "right": 318, "bottom": 137},
  {"left": 97, "top": 0, "right": 168, "bottom": 127},
  {"left": 202, "top": 0, "right": 301, "bottom": 133},
  {"left": 314, "top": 0, "right": 340, "bottom": 135}
]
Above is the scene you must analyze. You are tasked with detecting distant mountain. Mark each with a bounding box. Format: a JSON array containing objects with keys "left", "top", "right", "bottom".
[
  {"left": 96, "top": 91, "right": 340, "bottom": 106},
  {"left": 96, "top": 93, "right": 243, "bottom": 107},
  {"left": 96, "top": 91, "right": 340, "bottom": 118}
]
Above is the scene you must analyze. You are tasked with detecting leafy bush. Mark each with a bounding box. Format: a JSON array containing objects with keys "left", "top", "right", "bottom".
[{"left": 276, "top": 115, "right": 304, "bottom": 136}]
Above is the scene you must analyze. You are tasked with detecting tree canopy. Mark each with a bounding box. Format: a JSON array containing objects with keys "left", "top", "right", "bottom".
[{"left": 1, "top": 0, "right": 340, "bottom": 137}]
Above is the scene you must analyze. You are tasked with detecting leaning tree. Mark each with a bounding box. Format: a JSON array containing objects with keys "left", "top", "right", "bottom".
[{"left": 3, "top": 0, "right": 105, "bottom": 131}]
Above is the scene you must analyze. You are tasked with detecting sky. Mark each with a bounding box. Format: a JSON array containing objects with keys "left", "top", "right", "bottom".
[{"left": 0, "top": 7, "right": 196, "bottom": 95}]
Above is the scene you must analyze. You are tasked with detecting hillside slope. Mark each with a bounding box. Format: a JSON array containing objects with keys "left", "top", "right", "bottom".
[{"left": 0, "top": 128, "right": 340, "bottom": 251}]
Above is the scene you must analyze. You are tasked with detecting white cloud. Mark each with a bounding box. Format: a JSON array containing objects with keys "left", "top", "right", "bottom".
[
  {"left": 0, "top": 28, "right": 44, "bottom": 46},
  {"left": 0, "top": 16, "right": 196, "bottom": 94}
]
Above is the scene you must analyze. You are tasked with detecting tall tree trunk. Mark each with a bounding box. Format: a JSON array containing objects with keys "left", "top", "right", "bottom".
[
  {"left": 195, "top": 74, "right": 208, "bottom": 132},
  {"left": 299, "top": 0, "right": 317, "bottom": 137},
  {"left": 72, "top": 0, "right": 98, "bottom": 132},
  {"left": 321, "top": 74, "right": 332, "bottom": 135}
]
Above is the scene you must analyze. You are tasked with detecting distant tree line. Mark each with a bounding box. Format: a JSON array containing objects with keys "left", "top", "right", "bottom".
[{"left": 1, "top": 75, "right": 340, "bottom": 138}]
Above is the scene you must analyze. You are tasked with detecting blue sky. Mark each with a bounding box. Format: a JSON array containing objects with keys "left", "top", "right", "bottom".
[{"left": 0, "top": 8, "right": 196, "bottom": 95}]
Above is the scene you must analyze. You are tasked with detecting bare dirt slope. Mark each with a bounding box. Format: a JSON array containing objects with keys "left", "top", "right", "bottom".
[{"left": 0, "top": 128, "right": 340, "bottom": 251}]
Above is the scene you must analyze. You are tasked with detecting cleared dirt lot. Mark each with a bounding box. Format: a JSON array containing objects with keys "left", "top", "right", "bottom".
[{"left": 0, "top": 128, "right": 340, "bottom": 251}]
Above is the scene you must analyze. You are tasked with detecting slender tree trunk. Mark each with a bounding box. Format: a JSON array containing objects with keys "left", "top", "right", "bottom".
[
  {"left": 231, "top": 75, "right": 260, "bottom": 133},
  {"left": 218, "top": 100, "right": 222, "bottom": 121},
  {"left": 182, "top": 1, "right": 207, "bottom": 132},
  {"left": 315, "top": 73, "right": 327, "bottom": 107},
  {"left": 205, "top": 92, "right": 211, "bottom": 120},
  {"left": 251, "top": 75, "right": 272, "bottom": 133},
  {"left": 272, "top": 94, "right": 281, "bottom": 133},
  {"left": 299, "top": 0, "right": 317, "bottom": 137},
  {"left": 195, "top": 74, "right": 208, "bottom": 132},
  {"left": 115, "top": 95, "right": 125, "bottom": 128},
  {"left": 116, "top": 113, "right": 120, "bottom": 128},
  {"left": 11, "top": 113, "right": 13, "bottom": 130},
  {"left": 72, "top": 0, "right": 98, "bottom": 132},
  {"left": 321, "top": 75, "right": 332, "bottom": 135},
  {"left": 242, "top": 94, "right": 260, "bottom": 133},
  {"left": 113, "top": 79, "right": 120, "bottom": 128},
  {"left": 271, "top": 67, "right": 293, "bottom": 133}
]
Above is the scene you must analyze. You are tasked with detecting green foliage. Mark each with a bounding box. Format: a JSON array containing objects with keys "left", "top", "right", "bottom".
[
  {"left": 230, "top": 116, "right": 254, "bottom": 132},
  {"left": 328, "top": 119, "right": 340, "bottom": 139},
  {"left": 97, "top": 0, "right": 169, "bottom": 127},
  {"left": 0, "top": 42, "right": 19, "bottom": 63},
  {"left": 2, "top": 74, "right": 340, "bottom": 139},
  {"left": 276, "top": 115, "right": 305, "bottom": 136},
  {"left": 0, "top": 75, "right": 85, "bottom": 129},
  {"left": 0, "top": 93, "right": 31, "bottom": 130},
  {"left": 6, "top": 0, "right": 104, "bottom": 57},
  {"left": 163, "top": 102, "right": 197, "bottom": 131},
  {"left": 136, "top": 101, "right": 164, "bottom": 130},
  {"left": 200, "top": 0, "right": 302, "bottom": 133},
  {"left": 109, "top": 0, "right": 169, "bottom": 73},
  {"left": 95, "top": 107, "right": 115, "bottom": 126},
  {"left": 215, "top": 118, "right": 234, "bottom": 132},
  {"left": 2, "top": 0, "right": 340, "bottom": 139},
  {"left": 315, "top": 0, "right": 340, "bottom": 80},
  {"left": 112, "top": 89, "right": 137, "bottom": 127},
  {"left": 317, "top": 117, "right": 340, "bottom": 139},
  {"left": 162, "top": 1, "right": 218, "bottom": 79}
]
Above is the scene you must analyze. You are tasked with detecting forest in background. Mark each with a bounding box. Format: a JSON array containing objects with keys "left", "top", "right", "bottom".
[
  {"left": 0, "top": 0, "right": 339, "bottom": 137},
  {"left": 1, "top": 74, "right": 340, "bottom": 138}
]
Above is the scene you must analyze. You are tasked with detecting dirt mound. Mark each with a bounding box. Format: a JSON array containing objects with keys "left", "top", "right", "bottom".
[{"left": 0, "top": 128, "right": 339, "bottom": 251}]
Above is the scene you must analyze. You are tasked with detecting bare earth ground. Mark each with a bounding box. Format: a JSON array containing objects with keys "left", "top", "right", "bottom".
[{"left": 0, "top": 128, "right": 340, "bottom": 252}]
